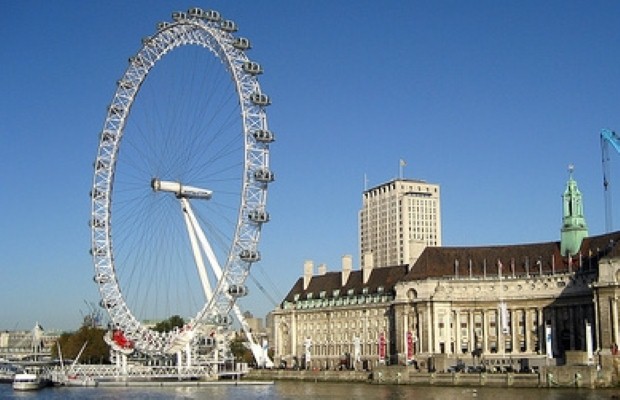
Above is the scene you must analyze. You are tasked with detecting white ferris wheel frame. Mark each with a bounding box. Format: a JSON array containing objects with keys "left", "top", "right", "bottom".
[{"left": 90, "top": 9, "right": 273, "bottom": 355}]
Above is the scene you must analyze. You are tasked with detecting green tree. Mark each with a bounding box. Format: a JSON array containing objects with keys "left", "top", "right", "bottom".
[
  {"left": 52, "top": 326, "right": 109, "bottom": 364},
  {"left": 153, "top": 315, "right": 185, "bottom": 333},
  {"left": 229, "top": 333, "right": 253, "bottom": 364}
]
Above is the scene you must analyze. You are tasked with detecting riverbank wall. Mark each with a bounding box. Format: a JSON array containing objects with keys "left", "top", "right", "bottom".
[{"left": 246, "top": 365, "right": 615, "bottom": 388}]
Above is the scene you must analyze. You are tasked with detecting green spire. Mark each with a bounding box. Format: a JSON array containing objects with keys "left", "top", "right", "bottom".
[{"left": 560, "top": 165, "right": 588, "bottom": 257}]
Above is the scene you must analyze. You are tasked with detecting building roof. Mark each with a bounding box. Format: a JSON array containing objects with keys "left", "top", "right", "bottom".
[
  {"left": 403, "top": 230, "right": 620, "bottom": 281},
  {"left": 282, "top": 264, "right": 409, "bottom": 304},
  {"left": 363, "top": 178, "right": 433, "bottom": 194},
  {"left": 280, "top": 231, "right": 620, "bottom": 305}
]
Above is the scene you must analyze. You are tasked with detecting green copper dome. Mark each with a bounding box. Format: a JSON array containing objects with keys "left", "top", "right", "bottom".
[{"left": 560, "top": 165, "right": 588, "bottom": 257}]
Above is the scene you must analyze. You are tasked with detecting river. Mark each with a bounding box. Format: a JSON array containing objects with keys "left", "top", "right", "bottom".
[{"left": 1, "top": 381, "right": 618, "bottom": 400}]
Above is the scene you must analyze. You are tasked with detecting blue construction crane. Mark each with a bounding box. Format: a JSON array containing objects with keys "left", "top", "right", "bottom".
[{"left": 601, "top": 128, "right": 620, "bottom": 232}]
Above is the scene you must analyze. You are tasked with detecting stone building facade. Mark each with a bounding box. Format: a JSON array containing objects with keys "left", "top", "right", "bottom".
[{"left": 272, "top": 172, "right": 620, "bottom": 372}]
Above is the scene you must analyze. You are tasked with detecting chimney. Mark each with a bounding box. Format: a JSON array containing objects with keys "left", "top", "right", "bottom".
[
  {"left": 318, "top": 263, "right": 327, "bottom": 276},
  {"left": 341, "top": 255, "right": 352, "bottom": 286},
  {"left": 363, "top": 253, "right": 373, "bottom": 284},
  {"left": 303, "top": 260, "right": 314, "bottom": 290}
]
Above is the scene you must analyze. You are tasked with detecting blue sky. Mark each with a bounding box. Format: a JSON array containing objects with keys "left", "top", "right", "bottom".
[{"left": 1, "top": 1, "right": 619, "bottom": 331}]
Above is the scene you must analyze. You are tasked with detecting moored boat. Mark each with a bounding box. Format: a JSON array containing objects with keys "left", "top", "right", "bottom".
[
  {"left": 64, "top": 374, "right": 98, "bottom": 387},
  {"left": 13, "top": 372, "right": 48, "bottom": 391},
  {"left": 0, "top": 365, "right": 17, "bottom": 383}
]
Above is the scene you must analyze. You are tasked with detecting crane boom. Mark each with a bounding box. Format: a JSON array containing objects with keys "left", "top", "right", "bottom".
[{"left": 601, "top": 128, "right": 620, "bottom": 232}]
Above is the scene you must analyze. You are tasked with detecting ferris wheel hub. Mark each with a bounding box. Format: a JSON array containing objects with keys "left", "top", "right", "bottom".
[{"left": 151, "top": 178, "right": 213, "bottom": 200}]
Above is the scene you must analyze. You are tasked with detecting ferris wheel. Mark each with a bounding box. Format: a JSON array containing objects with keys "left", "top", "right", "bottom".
[{"left": 90, "top": 8, "right": 274, "bottom": 355}]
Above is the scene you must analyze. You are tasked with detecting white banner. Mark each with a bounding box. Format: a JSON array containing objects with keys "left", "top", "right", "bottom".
[
  {"left": 586, "top": 321, "right": 593, "bottom": 363},
  {"left": 500, "top": 302, "right": 509, "bottom": 334},
  {"left": 545, "top": 325, "right": 553, "bottom": 359},
  {"left": 304, "top": 338, "right": 312, "bottom": 363}
]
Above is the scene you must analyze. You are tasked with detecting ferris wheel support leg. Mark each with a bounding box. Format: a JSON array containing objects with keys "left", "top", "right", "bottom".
[
  {"left": 176, "top": 351, "right": 184, "bottom": 380},
  {"left": 185, "top": 342, "right": 192, "bottom": 368},
  {"left": 183, "top": 198, "right": 224, "bottom": 281},
  {"left": 181, "top": 198, "right": 213, "bottom": 301},
  {"left": 115, "top": 351, "right": 121, "bottom": 376},
  {"left": 121, "top": 353, "right": 128, "bottom": 376}
]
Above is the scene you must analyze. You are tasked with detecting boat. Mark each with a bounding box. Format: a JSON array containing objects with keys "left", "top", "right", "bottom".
[
  {"left": 63, "top": 374, "right": 98, "bottom": 387},
  {"left": 12, "top": 372, "right": 47, "bottom": 391},
  {"left": 0, "top": 362, "right": 18, "bottom": 383}
]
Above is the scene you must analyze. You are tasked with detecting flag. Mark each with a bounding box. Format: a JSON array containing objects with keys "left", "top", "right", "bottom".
[
  {"left": 406, "top": 331, "right": 414, "bottom": 361},
  {"left": 379, "top": 332, "right": 386, "bottom": 361},
  {"left": 586, "top": 322, "right": 593, "bottom": 363},
  {"left": 546, "top": 325, "right": 553, "bottom": 358},
  {"left": 400, "top": 159, "right": 407, "bottom": 167},
  {"left": 354, "top": 336, "right": 361, "bottom": 363},
  {"left": 500, "top": 302, "right": 509, "bottom": 334}
]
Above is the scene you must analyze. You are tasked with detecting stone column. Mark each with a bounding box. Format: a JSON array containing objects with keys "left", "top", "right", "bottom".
[
  {"left": 417, "top": 309, "right": 424, "bottom": 354},
  {"left": 427, "top": 303, "right": 433, "bottom": 354},
  {"left": 537, "top": 307, "right": 544, "bottom": 354},
  {"left": 292, "top": 313, "right": 298, "bottom": 362},
  {"left": 592, "top": 294, "right": 601, "bottom": 352},
  {"left": 455, "top": 310, "right": 461, "bottom": 355},
  {"left": 525, "top": 308, "right": 532, "bottom": 353},
  {"left": 613, "top": 297, "right": 619, "bottom": 347},
  {"left": 469, "top": 311, "right": 475, "bottom": 353},
  {"left": 498, "top": 307, "right": 505, "bottom": 355},
  {"left": 510, "top": 309, "right": 518, "bottom": 353},
  {"left": 483, "top": 309, "right": 489, "bottom": 353},
  {"left": 403, "top": 310, "right": 409, "bottom": 363}
]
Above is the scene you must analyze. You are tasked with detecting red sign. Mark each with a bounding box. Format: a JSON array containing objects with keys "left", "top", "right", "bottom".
[
  {"left": 406, "top": 331, "right": 413, "bottom": 360},
  {"left": 379, "top": 332, "right": 386, "bottom": 361}
]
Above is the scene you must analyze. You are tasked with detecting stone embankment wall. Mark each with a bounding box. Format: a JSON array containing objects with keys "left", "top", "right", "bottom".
[
  {"left": 247, "top": 365, "right": 615, "bottom": 388},
  {"left": 247, "top": 369, "right": 370, "bottom": 383}
]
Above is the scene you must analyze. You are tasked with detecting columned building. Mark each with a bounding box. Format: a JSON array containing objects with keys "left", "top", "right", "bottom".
[
  {"left": 272, "top": 256, "right": 407, "bottom": 370},
  {"left": 273, "top": 171, "right": 620, "bottom": 373},
  {"left": 359, "top": 179, "right": 441, "bottom": 269}
]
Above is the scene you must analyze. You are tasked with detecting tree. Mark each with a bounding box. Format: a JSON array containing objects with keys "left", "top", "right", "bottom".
[
  {"left": 52, "top": 326, "right": 109, "bottom": 364},
  {"left": 153, "top": 315, "right": 185, "bottom": 333},
  {"left": 229, "top": 333, "right": 253, "bottom": 364}
]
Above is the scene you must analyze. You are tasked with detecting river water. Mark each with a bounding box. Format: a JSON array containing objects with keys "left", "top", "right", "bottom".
[{"left": 1, "top": 381, "right": 618, "bottom": 400}]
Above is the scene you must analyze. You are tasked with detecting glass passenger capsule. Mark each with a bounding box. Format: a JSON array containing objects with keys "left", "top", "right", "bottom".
[
  {"left": 250, "top": 93, "right": 271, "bottom": 106},
  {"left": 204, "top": 10, "right": 221, "bottom": 21},
  {"left": 242, "top": 61, "right": 263, "bottom": 75},
  {"left": 252, "top": 129, "right": 275, "bottom": 143},
  {"left": 239, "top": 249, "right": 261, "bottom": 262},
  {"left": 233, "top": 37, "right": 251, "bottom": 50},
  {"left": 254, "top": 168, "right": 275, "bottom": 183},
  {"left": 220, "top": 19, "right": 238, "bottom": 32}
]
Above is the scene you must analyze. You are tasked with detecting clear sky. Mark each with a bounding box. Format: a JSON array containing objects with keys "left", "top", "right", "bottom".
[{"left": 1, "top": 0, "right": 620, "bottom": 331}]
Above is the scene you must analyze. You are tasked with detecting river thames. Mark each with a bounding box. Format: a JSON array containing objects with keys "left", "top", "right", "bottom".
[{"left": 1, "top": 381, "right": 619, "bottom": 400}]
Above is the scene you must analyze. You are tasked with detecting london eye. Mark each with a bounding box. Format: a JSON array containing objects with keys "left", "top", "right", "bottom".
[{"left": 90, "top": 8, "right": 274, "bottom": 356}]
